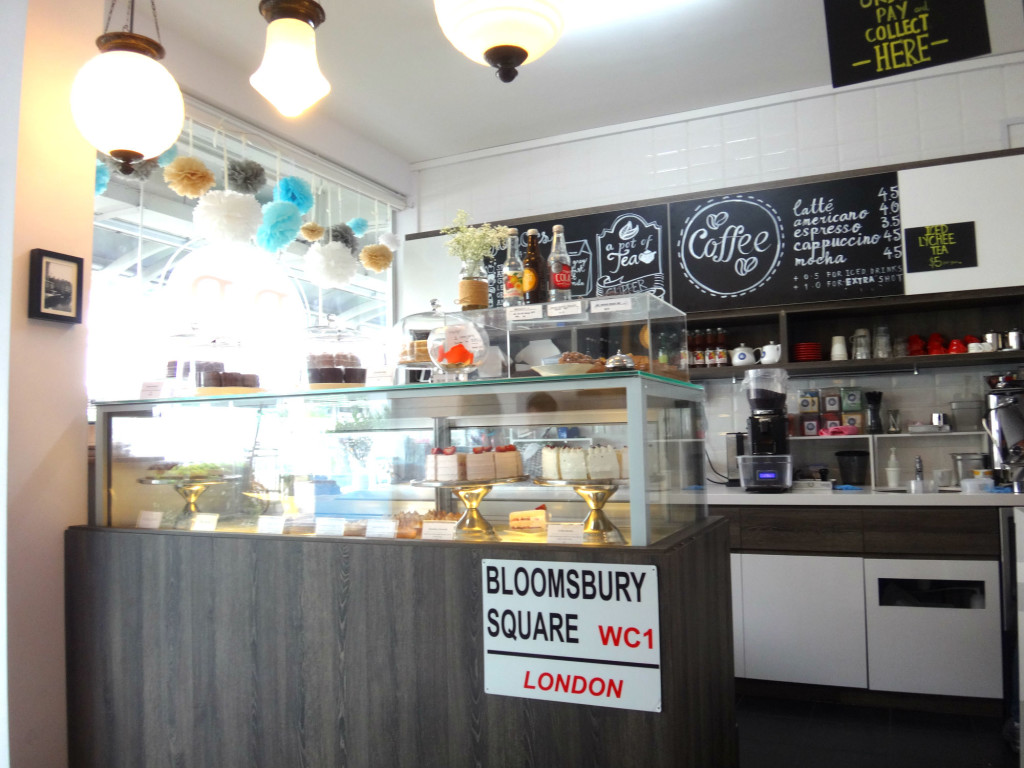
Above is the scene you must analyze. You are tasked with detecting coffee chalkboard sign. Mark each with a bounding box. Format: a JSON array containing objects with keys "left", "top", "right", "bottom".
[
  {"left": 823, "top": 0, "right": 990, "bottom": 88},
  {"left": 486, "top": 205, "right": 669, "bottom": 306},
  {"left": 904, "top": 221, "right": 977, "bottom": 273},
  {"left": 669, "top": 171, "right": 904, "bottom": 312}
]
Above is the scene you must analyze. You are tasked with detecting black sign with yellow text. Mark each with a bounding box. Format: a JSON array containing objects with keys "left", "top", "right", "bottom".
[
  {"left": 904, "top": 221, "right": 977, "bottom": 272},
  {"left": 823, "top": 0, "right": 990, "bottom": 88}
]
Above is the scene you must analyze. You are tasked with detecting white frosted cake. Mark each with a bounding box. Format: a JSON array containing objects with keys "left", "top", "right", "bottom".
[
  {"left": 466, "top": 450, "right": 495, "bottom": 481},
  {"left": 493, "top": 446, "right": 522, "bottom": 478},
  {"left": 559, "top": 447, "right": 589, "bottom": 480},
  {"left": 436, "top": 452, "right": 466, "bottom": 481},
  {"left": 509, "top": 507, "right": 548, "bottom": 530},
  {"left": 541, "top": 446, "right": 561, "bottom": 479},
  {"left": 424, "top": 453, "right": 437, "bottom": 481},
  {"left": 588, "top": 446, "right": 619, "bottom": 480}
]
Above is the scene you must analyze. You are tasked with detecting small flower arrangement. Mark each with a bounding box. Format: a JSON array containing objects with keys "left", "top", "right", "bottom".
[{"left": 440, "top": 210, "right": 512, "bottom": 269}]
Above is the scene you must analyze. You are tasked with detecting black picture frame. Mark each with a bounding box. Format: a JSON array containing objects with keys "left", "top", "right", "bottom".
[{"left": 28, "top": 248, "right": 83, "bottom": 324}]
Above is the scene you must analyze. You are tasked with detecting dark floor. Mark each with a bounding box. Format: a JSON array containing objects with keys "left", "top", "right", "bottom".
[{"left": 738, "top": 695, "right": 1019, "bottom": 768}]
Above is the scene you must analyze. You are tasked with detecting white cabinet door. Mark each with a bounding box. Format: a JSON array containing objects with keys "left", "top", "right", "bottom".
[
  {"left": 741, "top": 553, "right": 867, "bottom": 688},
  {"left": 731, "top": 553, "right": 744, "bottom": 678},
  {"left": 864, "top": 558, "right": 1002, "bottom": 698}
]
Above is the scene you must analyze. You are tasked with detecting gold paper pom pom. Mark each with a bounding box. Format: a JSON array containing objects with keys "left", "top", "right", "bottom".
[
  {"left": 359, "top": 243, "right": 393, "bottom": 273},
  {"left": 163, "top": 156, "right": 216, "bottom": 199},
  {"left": 300, "top": 221, "right": 325, "bottom": 242}
]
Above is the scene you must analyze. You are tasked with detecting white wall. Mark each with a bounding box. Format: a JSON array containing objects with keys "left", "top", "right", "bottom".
[{"left": 4, "top": 1, "right": 100, "bottom": 766}]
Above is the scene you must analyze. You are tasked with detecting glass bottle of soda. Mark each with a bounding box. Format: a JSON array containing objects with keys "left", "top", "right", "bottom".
[
  {"left": 548, "top": 224, "right": 572, "bottom": 302},
  {"left": 692, "top": 328, "right": 706, "bottom": 367},
  {"left": 522, "top": 229, "right": 548, "bottom": 304},
  {"left": 501, "top": 228, "right": 523, "bottom": 307}
]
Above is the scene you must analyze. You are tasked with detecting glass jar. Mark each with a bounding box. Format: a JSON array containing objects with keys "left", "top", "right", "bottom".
[
  {"left": 456, "top": 260, "right": 489, "bottom": 310},
  {"left": 394, "top": 300, "right": 446, "bottom": 368}
]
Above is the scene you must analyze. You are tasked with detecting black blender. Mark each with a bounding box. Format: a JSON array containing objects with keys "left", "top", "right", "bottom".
[{"left": 738, "top": 368, "right": 793, "bottom": 492}]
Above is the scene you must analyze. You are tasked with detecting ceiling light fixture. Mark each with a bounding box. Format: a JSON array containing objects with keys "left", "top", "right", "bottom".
[
  {"left": 250, "top": 0, "right": 331, "bottom": 118},
  {"left": 433, "top": 0, "right": 564, "bottom": 83},
  {"left": 70, "top": 0, "right": 184, "bottom": 174}
]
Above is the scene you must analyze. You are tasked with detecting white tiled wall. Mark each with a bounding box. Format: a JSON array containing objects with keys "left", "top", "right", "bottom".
[{"left": 412, "top": 54, "right": 1024, "bottom": 232}]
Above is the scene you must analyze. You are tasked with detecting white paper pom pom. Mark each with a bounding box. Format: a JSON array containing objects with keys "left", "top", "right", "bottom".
[
  {"left": 193, "top": 190, "right": 262, "bottom": 244},
  {"left": 379, "top": 232, "right": 401, "bottom": 251},
  {"left": 305, "top": 241, "right": 359, "bottom": 289}
]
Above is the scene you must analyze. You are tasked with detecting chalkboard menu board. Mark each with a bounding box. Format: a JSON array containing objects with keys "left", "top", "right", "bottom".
[
  {"left": 669, "top": 172, "right": 904, "bottom": 312},
  {"left": 486, "top": 205, "right": 669, "bottom": 306},
  {"left": 904, "top": 221, "right": 978, "bottom": 273},
  {"left": 823, "top": 0, "right": 990, "bottom": 88}
]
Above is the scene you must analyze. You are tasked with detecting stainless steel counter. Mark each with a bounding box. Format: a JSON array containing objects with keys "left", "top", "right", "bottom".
[{"left": 707, "top": 485, "right": 1015, "bottom": 507}]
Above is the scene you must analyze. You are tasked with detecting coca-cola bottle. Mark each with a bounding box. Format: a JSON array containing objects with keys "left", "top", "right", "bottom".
[
  {"left": 501, "top": 228, "right": 523, "bottom": 307},
  {"left": 522, "top": 229, "right": 548, "bottom": 305},
  {"left": 548, "top": 224, "right": 572, "bottom": 301}
]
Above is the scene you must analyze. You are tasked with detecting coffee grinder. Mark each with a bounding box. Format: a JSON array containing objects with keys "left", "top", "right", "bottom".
[{"left": 738, "top": 368, "right": 793, "bottom": 492}]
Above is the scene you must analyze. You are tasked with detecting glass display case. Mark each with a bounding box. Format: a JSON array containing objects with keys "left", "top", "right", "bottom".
[{"left": 94, "top": 372, "right": 707, "bottom": 546}]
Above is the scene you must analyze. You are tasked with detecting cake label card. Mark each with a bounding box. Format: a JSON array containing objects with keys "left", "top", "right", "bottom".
[
  {"left": 315, "top": 517, "right": 348, "bottom": 536},
  {"left": 590, "top": 297, "right": 633, "bottom": 314},
  {"left": 256, "top": 516, "right": 286, "bottom": 535},
  {"left": 546, "top": 300, "right": 583, "bottom": 318},
  {"left": 421, "top": 520, "right": 458, "bottom": 541},
  {"left": 366, "top": 519, "right": 398, "bottom": 539},
  {"left": 139, "top": 381, "right": 165, "bottom": 399},
  {"left": 191, "top": 513, "right": 219, "bottom": 532},
  {"left": 482, "top": 559, "right": 661, "bottom": 712},
  {"left": 136, "top": 510, "right": 163, "bottom": 529},
  {"left": 546, "top": 523, "right": 585, "bottom": 545},
  {"left": 507, "top": 305, "right": 544, "bottom": 321}
]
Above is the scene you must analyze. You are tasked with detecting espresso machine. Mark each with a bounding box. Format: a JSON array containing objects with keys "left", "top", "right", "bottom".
[
  {"left": 738, "top": 368, "right": 793, "bottom": 492},
  {"left": 985, "top": 377, "right": 1024, "bottom": 492}
]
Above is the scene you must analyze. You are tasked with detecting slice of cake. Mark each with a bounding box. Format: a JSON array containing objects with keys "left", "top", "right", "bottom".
[
  {"left": 541, "top": 446, "right": 561, "bottom": 479},
  {"left": 424, "top": 450, "right": 438, "bottom": 481},
  {"left": 619, "top": 446, "right": 629, "bottom": 479},
  {"left": 559, "top": 447, "right": 589, "bottom": 480},
  {"left": 509, "top": 505, "right": 548, "bottom": 531},
  {"left": 434, "top": 447, "right": 466, "bottom": 481},
  {"left": 494, "top": 445, "right": 522, "bottom": 478},
  {"left": 588, "top": 446, "right": 619, "bottom": 480},
  {"left": 466, "top": 448, "right": 496, "bottom": 481}
]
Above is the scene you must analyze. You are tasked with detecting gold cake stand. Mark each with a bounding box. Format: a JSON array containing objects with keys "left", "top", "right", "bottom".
[
  {"left": 139, "top": 475, "right": 241, "bottom": 528},
  {"left": 411, "top": 476, "right": 528, "bottom": 540},
  {"left": 533, "top": 477, "right": 624, "bottom": 545}
]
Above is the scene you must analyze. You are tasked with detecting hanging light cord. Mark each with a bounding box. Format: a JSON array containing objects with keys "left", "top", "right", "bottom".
[{"left": 103, "top": 0, "right": 163, "bottom": 42}]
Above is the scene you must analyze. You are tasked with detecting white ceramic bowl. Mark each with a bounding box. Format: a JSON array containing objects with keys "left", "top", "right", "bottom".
[{"left": 531, "top": 363, "right": 595, "bottom": 377}]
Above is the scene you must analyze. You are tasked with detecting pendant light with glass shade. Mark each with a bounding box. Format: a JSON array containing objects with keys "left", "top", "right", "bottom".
[
  {"left": 70, "top": 0, "right": 184, "bottom": 175},
  {"left": 433, "top": 0, "right": 564, "bottom": 82},
  {"left": 250, "top": 0, "right": 331, "bottom": 118}
]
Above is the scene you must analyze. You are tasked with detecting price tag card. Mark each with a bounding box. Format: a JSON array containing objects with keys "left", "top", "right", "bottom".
[
  {"left": 507, "top": 305, "right": 543, "bottom": 321},
  {"left": 365, "top": 519, "right": 398, "bottom": 539},
  {"left": 590, "top": 297, "right": 633, "bottom": 314},
  {"left": 421, "top": 520, "right": 458, "bottom": 541},
  {"left": 546, "top": 301, "right": 583, "bottom": 318},
  {"left": 256, "top": 516, "right": 286, "bottom": 535},
  {"left": 546, "top": 522, "right": 585, "bottom": 544},
  {"left": 191, "top": 513, "right": 219, "bottom": 532},
  {"left": 139, "top": 381, "right": 165, "bottom": 399},
  {"left": 136, "top": 510, "right": 163, "bottom": 529},
  {"left": 315, "top": 517, "right": 348, "bottom": 536}
]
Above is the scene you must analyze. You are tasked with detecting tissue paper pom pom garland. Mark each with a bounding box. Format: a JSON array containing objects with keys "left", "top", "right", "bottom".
[
  {"left": 379, "top": 232, "right": 401, "bottom": 251},
  {"left": 227, "top": 159, "right": 266, "bottom": 195},
  {"left": 330, "top": 223, "right": 359, "bottom": 253},
  {"left": 274, "top": 176, "right": 314, "bottom": 214},
  {"left": 95, "top": 160, "right": 110, "bottom": 195},
  {"left": 194, "top": 191, "right": 263, "bottom": 244},
  {"left": 257, "top": 201, "right": 302, "bottom": 252},
  {"left": 164, "top": 156, "right": 217, "bottom": 198},
  {"left": 305, "top": 242, "right": 359, "bottom": 288},
  {"left": 300, "top": 222, "right": 326, "bottom": 242},
  {"left": 157, "top": 145, "right": 178, "bottom": 167},
  {"left": 346, "top": 217, "right": 369, "bottom": 237},
  {"left": 359, "top": 244, "right": 393, "bottom": 273}
]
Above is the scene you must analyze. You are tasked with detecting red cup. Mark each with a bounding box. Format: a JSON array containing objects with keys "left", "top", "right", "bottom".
[{"left": 949, "top": 339, "right": 967, "bottom": 354}]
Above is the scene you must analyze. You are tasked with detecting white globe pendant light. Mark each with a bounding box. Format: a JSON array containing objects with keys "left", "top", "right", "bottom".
[
  {"left": 70, "top": 2, "right": 184, "bottom": 174},
  {"left": 250, "top": 0, "right": 331, "bottom": 118},
  {"left": 434, "top": 0, "right": 564, "bottom": 82}
]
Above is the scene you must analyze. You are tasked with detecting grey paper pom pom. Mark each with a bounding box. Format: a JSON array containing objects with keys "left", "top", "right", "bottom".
[
  {"left": 103, "top": 155, "right": 159, "bottom": 180},
  {"left": 330, "top": 223, "right": 359, "bottom": 252},
  {"left": 227, "top": 159, "right": 267, "bottom": 194}
]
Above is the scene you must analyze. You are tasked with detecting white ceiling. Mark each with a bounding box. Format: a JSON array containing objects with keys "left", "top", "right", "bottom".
[{"left": 150, "top": 0, "right": 836, "bottom": 164}]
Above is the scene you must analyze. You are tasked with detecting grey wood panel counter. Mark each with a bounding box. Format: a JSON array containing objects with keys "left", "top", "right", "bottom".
[{"left": 65, "top": 519, "right": 735, "bottom": 768}]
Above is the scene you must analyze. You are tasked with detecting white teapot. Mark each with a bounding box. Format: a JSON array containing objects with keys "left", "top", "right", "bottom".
[
  {"left": 729, "top": 344, "right": 756, "bottom": 366},
  {"left": 756, "top": 342, "right": 782, "bottom": 365}
]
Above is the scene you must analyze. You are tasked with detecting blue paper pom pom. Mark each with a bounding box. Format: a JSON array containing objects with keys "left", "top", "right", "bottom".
[
  {"left": 95, "top": 160, "right": 110, "bottom": 195},
  {"left": 157, "top": 145, "right": 178, "bottom": 167},
  {"left": 346, "top": 217, "right": 369, "bottom": 237},
  {"left": 257, "top": 201, "right": 302, "bottom": 252},
  {"left": 273, "top": 176, "right": 314, "bottom": 214}
]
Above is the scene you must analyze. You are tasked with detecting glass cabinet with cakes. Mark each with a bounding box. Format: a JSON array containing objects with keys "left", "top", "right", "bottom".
[{"left": 94, "top": 371, "right": 707, "bottom": 547}]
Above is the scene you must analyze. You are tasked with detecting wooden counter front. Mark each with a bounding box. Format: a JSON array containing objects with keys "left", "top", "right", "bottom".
[{"left": 65, "top": 519, "right": 735, "bottom": 768}]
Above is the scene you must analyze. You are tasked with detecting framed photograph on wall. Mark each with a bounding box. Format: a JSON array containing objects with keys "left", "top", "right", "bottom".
[{"left": 28, "top": 248, "right": 83, "bottom": 324}]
